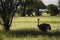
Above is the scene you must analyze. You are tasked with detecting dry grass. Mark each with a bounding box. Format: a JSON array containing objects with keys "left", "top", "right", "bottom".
[{"left": 0, "top": 13, "right": 60, "bottom": 40}]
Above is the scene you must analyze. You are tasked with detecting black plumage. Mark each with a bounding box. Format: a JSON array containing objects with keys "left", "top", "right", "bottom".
[{"left": 37, "top": 18, "right": 51, "bottom": 32}]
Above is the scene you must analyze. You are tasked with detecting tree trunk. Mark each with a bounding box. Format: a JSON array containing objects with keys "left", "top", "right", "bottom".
[{"left": 4, "top": 23, "right": 10, "bottom": 31}]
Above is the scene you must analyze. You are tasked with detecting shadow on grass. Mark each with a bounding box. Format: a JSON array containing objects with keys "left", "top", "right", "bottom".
[{"left": 5, "top": 29, "right": 60, "bottom": 38}]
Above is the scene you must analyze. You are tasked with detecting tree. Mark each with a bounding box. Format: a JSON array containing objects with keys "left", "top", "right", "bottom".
[
  {"left": 35, "top": 1, "right": 46, "bottom": 16},
  {"left": 27, "top": 9, "right": 34, "bottom": 16},
  {"left": 20, "top": 0, "right": 26, "bottom": 17},
  {"left": 58, "top": 0, "right": 60, "bottom": 9},
  {"left": 47, "top": 4, "right": 59, "bottom": 16},
  {"left": 26, "top": 0, "right": 34, "bottom": 16},
  {"left": 26, "top": 0, "right": 34, "bottom": 7},
  {"left": 58, "top": 0, "right": 60, "bottom": 14},
  {"left": 0, "top": 0, "right": 20, "bottom": 31}
]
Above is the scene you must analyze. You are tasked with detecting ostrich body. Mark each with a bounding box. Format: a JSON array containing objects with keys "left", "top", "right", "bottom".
[{"left": 38, "top": 19, "right": 51, "bottom": 32}]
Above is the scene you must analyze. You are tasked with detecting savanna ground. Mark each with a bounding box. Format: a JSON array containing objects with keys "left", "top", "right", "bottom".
[{"left": 0, "top": 13, "right": 60, "bottom": 40}]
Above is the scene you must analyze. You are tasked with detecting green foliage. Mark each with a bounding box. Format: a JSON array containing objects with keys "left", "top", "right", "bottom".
[
  {"left": 26, "top": 9, "right": 34, "bottom": 16},
  {"left": 34, "top": 1, "right": 46, "bottom": 16},
  {"left": 47, "top": 4, "right": 59, "bottom": 16},
  {"left": 21, "top": 9, "right": 26, "bottom": 17},
  {"left": 16, "top": 0, "right": 47, "bottom": 17}
]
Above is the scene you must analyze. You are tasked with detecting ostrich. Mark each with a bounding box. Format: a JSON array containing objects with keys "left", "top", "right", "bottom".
[{"left": 37, "top": 18, "right": 51, "bottom": 32}]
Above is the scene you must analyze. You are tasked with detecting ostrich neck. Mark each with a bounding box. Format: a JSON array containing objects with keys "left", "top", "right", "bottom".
[{"left": 38, "top": 19, "right": 39, "bottom": 25}]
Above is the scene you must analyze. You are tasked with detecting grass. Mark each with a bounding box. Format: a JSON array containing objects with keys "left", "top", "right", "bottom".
[{"left": 0, "top": 13, "right": 60, "bottom": 40}]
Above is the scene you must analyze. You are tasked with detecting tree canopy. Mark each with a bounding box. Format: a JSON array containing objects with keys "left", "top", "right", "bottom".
[
  {"left": 47, "top": 4, "right": 59, "bottom": 16},
  {"left": 0, "top": 0, "right": 20, "bottom": 31}
]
